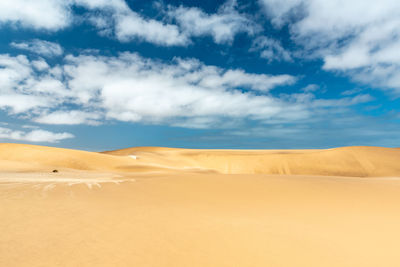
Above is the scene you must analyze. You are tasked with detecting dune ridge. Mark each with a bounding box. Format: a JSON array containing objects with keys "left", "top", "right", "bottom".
[{"left": 1, "top": 143, "right": 400, "bottom": 177}]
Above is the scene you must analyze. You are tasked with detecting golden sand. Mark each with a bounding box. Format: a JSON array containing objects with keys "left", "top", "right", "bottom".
[{"left": 1, "top": 143, "right": 400, "bottom": 266}]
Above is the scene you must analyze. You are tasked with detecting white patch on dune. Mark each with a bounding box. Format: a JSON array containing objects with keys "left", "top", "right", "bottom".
[
  {"left": 0, "top": 177, "right": 131, "bottom": 190},
  {"left": 43, "top": 183, "right": 56, "bottom": 192},
  {"left": 129, "top": 155, "right": 138, "bottom": 160}
]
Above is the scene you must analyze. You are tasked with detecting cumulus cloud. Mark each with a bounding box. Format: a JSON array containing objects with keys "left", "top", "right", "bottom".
[
  {"left": 0, "top": 52, "right": 297, "bottom": 127},
  {"left": 114, "top": 13, "right": 188, "bottom": 45},
  {"left": 0, "top": 51, "right": 372, "bottom": 129},
  {"left": 250, "top": 36, "right": 292, "bottom": 62},
  {"left": 10, "top": 39, "right": 63, "bottom": 57},
  {"left": 1, "top": 0, "right": 261, "bottom": 47},
  {"left": 34, "top": 110, "right": 101, "bottom": 125},
  {"left": 31, "top": 59, "right": 50, "bottom": 71},
  {"left": 0, "top": 0, "right": 187, "bottom": 46},
  {"left": 167, "top": 0, "right": 259, "bottom": 44},
  {"left": 0, "top": 127, "right": 74, "bottom": 143},
  {"left": 301, "top": 84, "right": 319, "bottom": 93},
  {"left": 0, "top": 0, "right": 71, "bottom": 30},
  {"left": 63, "top": 52, "right": 298, "bottom": 126},
  {"left": 259, "top": 0, "right": 400, "bottom": 93},
  {"left": 0, "top": 54, "right": 70, "bottom": 114},
  {"left": 82, "top": 0, "right": 258, "bottom": 46},
  {"left": 259, "top": 0, "right": 305, "bottom": 28},
  {"left": 77, "top": 0, "right": 190, "bottom": 46}
]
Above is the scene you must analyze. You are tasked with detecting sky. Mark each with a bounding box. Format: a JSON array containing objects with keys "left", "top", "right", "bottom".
[{"left": 0, "top": 0, "right": 399, "bottom": 150}]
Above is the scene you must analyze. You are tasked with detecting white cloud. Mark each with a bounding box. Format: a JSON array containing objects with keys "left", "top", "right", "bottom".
[
  {"left": 260, "top": 0, "right": 400, "bottom": 93},
  {"left": 0, "top": 0, "right": 192, "bottom": 46},
  {"left": 32, "top": 59, "right": 50, "bottom": 71},
  {"left": 0, "top": 94, "right": 52, "bottom": 114},
  {"left": 168, "top": 0, "right": 259, "bottom": 44},
  {"left": 24, "top": 130, "right": 74, "bottom": 143},
  {"left": 21, "top": 125, "right": 39, "bottom": 129},
  {"left": 63, "top": 52, "right": 298, "bottom": 126},
  {"left": 259, "top": 0, "right": 304, "bottom": 28},
  {"left": 74, "top": 0, "right": 128, "bottom": 11},
  {"left": 0, "top": 0, "right": 261, "bottom": 48},
  {"left": 195, "top": 68, "right": 296, "bottom": 91},
  {"left": 0, "top": 51, "right": 371, "bottom": 129},
  {"left": 34, "top": 110, "right": 101, "bottom": 125},
  {"left": 0, "top": 52, "right": 298, "bottom": 127},
  {"left": 0, "top": 0, "right": 71, "bottom": 30},
  {"left": 250, "top": 36, "right": 292, "bottom": 62},
  {"left": 0, "top": 54, "right": 32, "bottom": 88},
  {"left": 0, "top": 127, "right": 74, "bottom": 143},
  {"left": 114, "top": 13, "right": 188, "bottom": 45},
  {"left": 0, "top": 54, "right": 70, "bottom": 114},
  {"left": 1, "top": 0, "right": 259, "bottom": 47},
  {"left": 82, "top": 0, "right": 258, "bottom": 46},
  {"left": 11, "top": 39, "right": 63, "bottom": 57},
  {"left": 301, "top": 84, "right": 319, "bottom": 92},
  {"left": 75, "top": 0, "right": 189, "bottom": 46}
]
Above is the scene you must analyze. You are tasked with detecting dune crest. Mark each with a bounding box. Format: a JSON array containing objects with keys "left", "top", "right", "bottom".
[{"left": 1, "top": 143, "right": 400, "bottom": 177}]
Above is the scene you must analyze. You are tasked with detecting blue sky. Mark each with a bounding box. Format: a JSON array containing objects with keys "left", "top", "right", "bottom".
[{"left": 0, "top": 0, "right": 399, "bottom": 150}]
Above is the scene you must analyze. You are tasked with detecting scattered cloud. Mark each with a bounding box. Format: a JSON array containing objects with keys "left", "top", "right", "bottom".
[
  {"left": 74, "top": 0, "right": 127, "bottom": 11},
  {"left": 0, "top": 54, "right": 70, "bottom": 114},
  {"left": 34, "top": 110, "right": 101, "bottom": 125},
  {"left": 78, "top": 0, "right": 190, "bottom": 46},
  {"left": 63, "top": 52, "right": 298, "bottom": 127},
  {"left": 83, "top": 0, "right": 258, "bottom": 46},
  {"left": 258, "top": 0, "right": 305, "bottom": 28},
  {"left": 0, "top": 127, "right": 74, "bottom": 143},
  {"left": 31, "top": 59, "right": 50, "bottom": 71},
  {"left": 0, "top": 51, "right": 372, "bottom": 129},
  {"left": 250, "top": 36, "right": 292, "bottom": 62},
  {"left": 21, "top": 125, "right": 39, "bottom": 129},
  {"left": 167, "top": 0, "right": 259, "bottom": 44},
  {"left": 259, "top": 0, "right": 400, "bottom": 93},
  {"left": 10, "top": 39, "right": 64, "bottom": 57},
  {"left": 113, "top": 13, "right": 188, "bottom": 45},
  {"left": 0, "top": 0, "right": 262, "bottom": 47},
  {"left": 301, "top": 84, "right": 319, "bottom": 92},
  {"left": 217, "top": 112, "right": 400, "bottom": 148},
  {"left": 0, "top": 0, "right": 71, "bottom": 31},
  {"left": 0, "top": 0, "right": 397, "bottom": 147},
  {"left": 341, "top": 88, "right": 362, "bottom": 96}
]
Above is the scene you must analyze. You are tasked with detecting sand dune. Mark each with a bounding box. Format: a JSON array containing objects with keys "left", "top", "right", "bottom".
[
  {"left": 104, "top": 145, "right": 400, "bottom": 177},
  {"left": 0, "top": 143, "right": 138, "bottom": 172},
  {"left": 1, "top": 143, "right": 400, "bottom": 266},
  {"left": 1, "top": 143, "right": 400, "bottom": 177}
]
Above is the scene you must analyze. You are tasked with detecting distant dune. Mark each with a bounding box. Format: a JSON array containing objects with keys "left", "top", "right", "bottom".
[{"left": 1, "top": 143, "right": 400, "bottom": 177}]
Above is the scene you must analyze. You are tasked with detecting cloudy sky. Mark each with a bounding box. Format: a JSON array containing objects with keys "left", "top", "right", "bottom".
[{"left": 0, "top": 0, "right": 399, "bottom": 150}]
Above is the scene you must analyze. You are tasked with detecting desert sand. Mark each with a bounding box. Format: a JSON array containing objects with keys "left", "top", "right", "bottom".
[{"left": 1, "top": 143, "right": 400, "bottom": 266}]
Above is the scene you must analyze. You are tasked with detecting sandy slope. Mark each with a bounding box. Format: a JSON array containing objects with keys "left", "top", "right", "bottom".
[
  {"left": 0, "top": 143, "right": 138, "bottom": 173},
  {"left": 104, "top": 145, "right": 400, "bottom": 177},
  {"left": 1, "top": 143, "right": 400, "bottom": 177},
  {"left": 1, "top": 143, "right": 400, "bottom": 266}
]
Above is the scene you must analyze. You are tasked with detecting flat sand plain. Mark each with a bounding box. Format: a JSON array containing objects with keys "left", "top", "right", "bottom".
[{"left": 1, "top": 143, "right": 400, "bottom": 266}]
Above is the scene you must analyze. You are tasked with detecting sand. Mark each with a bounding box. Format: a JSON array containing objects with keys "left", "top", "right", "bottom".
[{"left": 1, "top": 143, "right": 400, "bottom": 266}]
